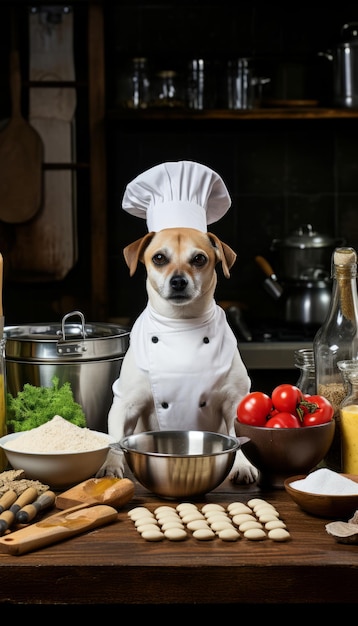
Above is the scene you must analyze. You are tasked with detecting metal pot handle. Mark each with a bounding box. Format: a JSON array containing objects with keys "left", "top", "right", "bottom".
[{"left": 57, "top": 310, "right": 87, "bottom": 356}]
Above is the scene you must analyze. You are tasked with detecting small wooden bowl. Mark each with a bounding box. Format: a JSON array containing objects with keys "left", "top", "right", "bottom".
[{"left": 284, "top": 474, "right": 358, "bottom": 519}]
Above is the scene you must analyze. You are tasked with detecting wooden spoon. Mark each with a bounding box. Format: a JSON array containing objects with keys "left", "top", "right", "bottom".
[{"left": 55, "top": 476, "right": 135, "bottom": 510}]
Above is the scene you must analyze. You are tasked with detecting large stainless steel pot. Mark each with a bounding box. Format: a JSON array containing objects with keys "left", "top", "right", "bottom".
[{"left": 4, "top": 311, "right": 130, "bottom": 433}]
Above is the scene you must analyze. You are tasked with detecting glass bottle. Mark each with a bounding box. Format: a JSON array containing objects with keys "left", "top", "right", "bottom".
[
  {"left": 186, "top": 58, "right": 205, "bottom": 110},
  {"left": 117, "top": 57, "right": 151, "bottom": 109},
  {"left": 339, "top": 367, "right": 358, "bottom": 473},
  {"left": 313, "top": 247, "right": 358, "bottom": 472},
  {"left": 294, "top": 348, "right": 316, "bottom": 395},
  {"left": 227, "top": 58, "right": 254, "bottom": 110}
]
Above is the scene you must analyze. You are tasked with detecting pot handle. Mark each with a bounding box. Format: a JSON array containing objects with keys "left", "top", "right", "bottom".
[{"left": 56, "top": 310, "right": 87, "bottom": 356}]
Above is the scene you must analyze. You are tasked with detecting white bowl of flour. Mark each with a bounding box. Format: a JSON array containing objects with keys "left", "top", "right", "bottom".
[{"left": 0, "top": 415, "right": 115, "bottom": 489}]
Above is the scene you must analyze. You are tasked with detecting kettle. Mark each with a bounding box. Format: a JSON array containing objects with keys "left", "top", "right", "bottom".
[
  {"left": 269, "top": 224, "right": 343, "bottom": 327},
  {"left": 271, "top": 224, "right": 338, "bottom": 283},
  {"left": 319, "top": 23, "right": 358, "bottom": 108}
]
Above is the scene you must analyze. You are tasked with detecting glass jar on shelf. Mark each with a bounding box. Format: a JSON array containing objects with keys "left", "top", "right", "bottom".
[
  {"left": 116, "top": 57, "right": 151, "bottom": 109},
  {"left": 150, "top": 70, "right": 184, "bottom": 108}
]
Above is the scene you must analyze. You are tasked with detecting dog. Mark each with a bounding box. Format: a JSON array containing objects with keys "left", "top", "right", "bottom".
[{"left": 98, "top": 227, "right": 258, "bottom": 484}]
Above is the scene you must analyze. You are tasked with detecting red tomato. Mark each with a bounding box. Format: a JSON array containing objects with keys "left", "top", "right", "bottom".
[
  {"left": 265, "top": 412, "right": 301, "bottom": 428},
  {"left": 236, "top": 391, "right": 273, "bottom": 426},
  {"left": 271, "top": 384, "right": 302, "bottom": 414},
  {"left": 300, "top": 394, "right": 334, "bottom": 426}
]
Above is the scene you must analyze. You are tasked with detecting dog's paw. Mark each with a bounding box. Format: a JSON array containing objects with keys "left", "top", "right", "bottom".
[
  {"left": 95, "top": 448, "right": 125, "bottom": 478},
  {"left": 229, "top": 463, "right": 258, "bottom": 485},
  {"left": 229, "top": 451, "right": 258, "bottom": 485}
]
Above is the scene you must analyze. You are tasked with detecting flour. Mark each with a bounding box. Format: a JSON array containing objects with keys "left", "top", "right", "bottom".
[
  {"left": 5, "top": 415, "right": 110, "bottom": 453},
  {"left": 291, "top": 468, "right": 358, "bottom": 495}
]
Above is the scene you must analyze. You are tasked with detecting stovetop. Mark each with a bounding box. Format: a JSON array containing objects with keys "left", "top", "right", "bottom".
[
  {"left": 225, "top": 306, "right": 318, "bottom": 344},
  {"left": 250, "top": 322, "right": 318, "bottom": 343}
]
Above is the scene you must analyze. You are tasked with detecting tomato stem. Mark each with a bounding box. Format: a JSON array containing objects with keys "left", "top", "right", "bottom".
[{"left": 296, "top": 399, "right": 319, "bottom": 422}]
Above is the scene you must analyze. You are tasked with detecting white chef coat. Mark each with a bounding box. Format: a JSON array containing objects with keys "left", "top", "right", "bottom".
[{"left": 129, "top": 302, "right": 240, "bottom": 431}]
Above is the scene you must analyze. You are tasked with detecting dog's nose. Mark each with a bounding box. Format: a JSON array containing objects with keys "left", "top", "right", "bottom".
[{"left": 170, "top": 274, "right": 188, "bottom": 291}]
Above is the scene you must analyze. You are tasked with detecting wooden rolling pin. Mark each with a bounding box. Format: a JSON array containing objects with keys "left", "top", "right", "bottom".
[
  {"left": 0, "top": 487, "right": 38, "bottom": 536},
  {"left": 16, "top": 491, "right": 56, "bottom": 524},
  {"left": 0, "top": 490, "right": 18, "bottom": 513}
]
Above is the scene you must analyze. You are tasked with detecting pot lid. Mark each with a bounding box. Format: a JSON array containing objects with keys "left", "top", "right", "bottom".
[
  {"left": 4, "top": 311, "right": 130, "bottom": 362},
  {"left": 273, "top": 224, "right": 336, "bottom": 249}
]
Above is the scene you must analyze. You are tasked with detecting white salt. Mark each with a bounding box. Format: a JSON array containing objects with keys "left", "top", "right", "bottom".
[
  {"left": 290, "top": 468, "right": 358, "bottom": 495},
  {"left": 5, "top": 415, "right": 109, "bottom": 453}
]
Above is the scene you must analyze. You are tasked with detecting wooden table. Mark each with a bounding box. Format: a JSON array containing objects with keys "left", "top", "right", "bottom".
[{"left": 0, "top": 474, "right": 357, "bottom": 607}]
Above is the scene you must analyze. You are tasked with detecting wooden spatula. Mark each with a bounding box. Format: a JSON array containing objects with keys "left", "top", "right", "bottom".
[
  {"left": 0, "top": 48, "right": 43, "bottom": 223},
  {"left": 0, "top": 503, "right": 118, "bottom": 555}
]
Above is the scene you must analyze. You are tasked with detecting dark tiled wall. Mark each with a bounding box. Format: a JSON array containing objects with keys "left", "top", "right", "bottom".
[{"left": 105, "top": 2, "right": 358, "bottom": 328}]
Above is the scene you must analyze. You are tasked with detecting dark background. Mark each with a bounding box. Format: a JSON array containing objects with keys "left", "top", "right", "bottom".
[{"left": 1, "top": 1, "right": 358, "bottom": 332}]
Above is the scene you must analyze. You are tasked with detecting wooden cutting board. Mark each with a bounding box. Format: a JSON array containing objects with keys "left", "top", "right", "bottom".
[
  {"left": 0, "top": 49, "right": 43, "bottom": 224},
  {"left": 8, "top": 8, "right": 77, "bottom": 280}
]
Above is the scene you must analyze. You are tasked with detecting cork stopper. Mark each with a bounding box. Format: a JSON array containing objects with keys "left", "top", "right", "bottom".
[
  {"left": 333, "top": 247, "right": 357, "bottom": 320},
  {"left": 334, "top": 247, "right": 357, "bottom": 266}
]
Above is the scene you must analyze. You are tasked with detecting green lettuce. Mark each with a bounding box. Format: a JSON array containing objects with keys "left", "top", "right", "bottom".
[{"left": 6, "top": 376, "right": 86, "bottom": 432}]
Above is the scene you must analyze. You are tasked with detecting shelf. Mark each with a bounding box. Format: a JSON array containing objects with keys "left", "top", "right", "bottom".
[{"left": 107, "top": 107, "right": 358, "bottom": 121}]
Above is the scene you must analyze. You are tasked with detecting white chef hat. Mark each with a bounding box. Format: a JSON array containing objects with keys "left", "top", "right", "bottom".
[{"left": 122, "top": 160, "right": 231, "bottom": 232}]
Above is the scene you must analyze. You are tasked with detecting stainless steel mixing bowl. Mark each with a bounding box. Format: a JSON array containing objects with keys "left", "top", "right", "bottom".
[{"left": 119, "top": 430, "right": 240, "bottom": 499}]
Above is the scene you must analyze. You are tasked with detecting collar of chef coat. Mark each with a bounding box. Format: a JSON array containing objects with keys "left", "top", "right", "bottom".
[{"left": 129, "top": 302, "right": 237, "bottom": 373}]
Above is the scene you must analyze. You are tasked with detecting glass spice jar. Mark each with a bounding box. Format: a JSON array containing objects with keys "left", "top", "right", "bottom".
[
  {"left": 151, "top": 70, "right": 184, "bottom": 108},
  {"left": 294, "top": 348, "right": 316, "bottom": 395},
  {"left": 313, "top": 247, "right": 358, "bottom": 472},
  {"left": 339, "top": 366, "right": 358, "bottom": 473}
]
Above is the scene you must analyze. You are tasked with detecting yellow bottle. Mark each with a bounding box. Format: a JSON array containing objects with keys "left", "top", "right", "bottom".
[
  {"left": 0, "top": 337, "right": 7, "bottom": 471},
  {"left": 340, "top": 367, "right": 358, "bottom": 474},
  {"left": 0, "top": 252, "right": 6, "bottom": 471}
]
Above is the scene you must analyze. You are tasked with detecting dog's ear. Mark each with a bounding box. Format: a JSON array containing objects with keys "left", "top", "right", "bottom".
[
  {"left": 123, "top": 232, "right": 156, "bottom": 276},
  {"left": 207, "top": 232, "right": 237, "bottom": 278}
]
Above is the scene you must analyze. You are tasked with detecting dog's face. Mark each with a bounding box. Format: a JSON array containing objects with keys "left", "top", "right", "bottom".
[{"left": 123, "top": 228, "right": 237, "bottom": 318}]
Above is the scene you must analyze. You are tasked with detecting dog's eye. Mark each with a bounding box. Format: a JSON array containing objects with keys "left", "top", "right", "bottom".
[
  {"left": 191, "top": 254, "right": 207, "bottom": 267},
  {"left": 152, "top": 253, "right": 168, "bottom": 266}
]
